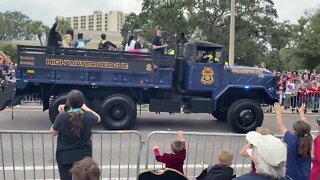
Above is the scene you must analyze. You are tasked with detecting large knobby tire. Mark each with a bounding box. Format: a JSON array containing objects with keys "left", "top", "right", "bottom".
[
  {"left": 48, "top": 94, "right": 67, "bottom": 123},
  {"left": 100, "top": 94, "right": 137, "bottom": 130},
  {"left": 212, "top": 110, "right": 227, "bottom": 121},
  {"left": 227, "top": 99, "right": 263, "bottom": 133}
]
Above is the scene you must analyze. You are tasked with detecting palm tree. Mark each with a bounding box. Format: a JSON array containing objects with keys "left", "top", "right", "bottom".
[{"left": 27, "top": 21, "right": 45, "bottom": 46}]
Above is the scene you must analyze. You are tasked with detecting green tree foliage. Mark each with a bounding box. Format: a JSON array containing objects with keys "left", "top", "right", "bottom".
[
  {"left": 58, "top": 19, "right": 72, "bottom": 35},
  {"left": 0, "top": 11, "right": 31, "bottom": 40},
  {"left": 0, "top": 44, "right": 17, "bottom": 63},
  {"left": 293, "top": 10, "right": 320, "bottom": 71},
  {"left": 27, "top": 21, "right": 47, "bottom": 46}
]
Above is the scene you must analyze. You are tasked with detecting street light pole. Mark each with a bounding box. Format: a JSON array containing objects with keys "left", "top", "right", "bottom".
[{"left": 229, "top": 0, "right": 235, "bottom": 65}]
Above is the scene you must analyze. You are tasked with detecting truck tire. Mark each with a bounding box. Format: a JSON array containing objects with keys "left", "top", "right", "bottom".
[
  {"left": 212, "top": 110, "right": 227, "bottom": 121},
  {"left": 100, "top": 94, "right": 137, "bottom": 130},
  {"left": 227, "top": 99, "right": 263, "bottom": 133},
  {"left": 48, "top": 94, "right": 67, "bottom": 123}
]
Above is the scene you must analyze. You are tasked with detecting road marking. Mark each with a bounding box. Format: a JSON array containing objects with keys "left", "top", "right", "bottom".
[{"left": 0, "top": 164, "right": 251, "bottom": 171}]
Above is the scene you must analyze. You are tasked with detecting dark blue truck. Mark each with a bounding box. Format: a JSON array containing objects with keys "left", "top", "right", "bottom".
[{"left": 0, "top": 40, "right": 278, "bottom": 133}]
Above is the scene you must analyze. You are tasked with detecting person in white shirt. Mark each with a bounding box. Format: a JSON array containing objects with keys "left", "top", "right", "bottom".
[
  {"left": 284, "top": 76, "right": 295, "bottom": 109},
  {"left": 124, "top": 35, "right": 136, "bottom": 51}
]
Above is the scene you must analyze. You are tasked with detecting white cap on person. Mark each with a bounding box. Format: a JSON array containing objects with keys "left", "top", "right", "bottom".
[{"left": 246, "top": 131, "right": 287, "bottom": 166}]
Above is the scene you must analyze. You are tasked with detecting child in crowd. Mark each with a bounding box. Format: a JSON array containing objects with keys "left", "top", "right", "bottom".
[
  {"left": 310, "top": 117, "right": 320, "bottom": 180},
  {"left": 196, "top": 149, "right": 235, "bottom": 180},
  {"left": 275, "top": 103, "right": 312, "bottom": 180},
  {"left": 74, "top": 33, "right": 92, "bottom": 49},
  {"left": 240, "top": 127, "right": 272, "bottom": 174},
  {"left": 153, "top": 131, "right": 186, "bottom": 174},
  {"left": 70, "top": 157, "right": 100, "bottom": 180}
]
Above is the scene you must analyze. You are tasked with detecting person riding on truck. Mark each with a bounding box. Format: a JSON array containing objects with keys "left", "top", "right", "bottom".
[
  {"left": 152, "top": 26, "right": 167, "bottom": 54},
  {"left": 98, "top": 34, "right": 117, "bottom": 50}
]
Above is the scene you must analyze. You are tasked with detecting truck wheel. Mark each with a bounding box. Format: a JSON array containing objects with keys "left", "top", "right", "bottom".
[
  {"left": 212, "top": 110, "right": 227, "bottom": 121},
  {"left": 100, "top": 94, "right": 137, "bottom": 130},
  {"left": 227, "top": 99, "right": 263, "bottom": 133},
  {"left": 48, "top": 94, "right": 67, "bottom": 123}
]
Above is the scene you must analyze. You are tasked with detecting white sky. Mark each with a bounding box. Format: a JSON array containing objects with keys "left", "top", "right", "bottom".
[{"left": 0, "top": 0, "right": 319, "bottom": 26}]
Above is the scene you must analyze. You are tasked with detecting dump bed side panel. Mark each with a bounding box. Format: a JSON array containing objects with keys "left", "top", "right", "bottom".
[{"left": 17, "top": 45, "right": 175, "bottom": 89}]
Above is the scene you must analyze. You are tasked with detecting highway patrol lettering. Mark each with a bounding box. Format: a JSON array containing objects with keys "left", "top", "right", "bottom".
[
  {"left": 231, "top": 69, "right": 262, "bottom": 75},
  {"left": 46, "top": 59, "right": 129, "bottom": 70}
]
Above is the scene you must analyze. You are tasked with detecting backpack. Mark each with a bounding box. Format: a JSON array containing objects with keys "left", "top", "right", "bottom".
[
  {"left": 196, "top": 165, "right": 235, "bottom": 180},
  {"left": 76, "top": 40, "right": 86, "bottom": 48}
]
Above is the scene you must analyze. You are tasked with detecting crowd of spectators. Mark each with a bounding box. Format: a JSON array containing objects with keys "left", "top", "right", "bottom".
[
  {"left": 0, "top": 55, "right": 16, "bottom": 92},
  {"left": 50, "top": 89, "right": 320, "bottom": 180},
  {"left": 275, "top": 70, "right": 320, "bottom": 113}
]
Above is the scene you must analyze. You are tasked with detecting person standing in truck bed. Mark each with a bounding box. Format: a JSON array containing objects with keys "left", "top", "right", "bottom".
[
  {"left": 98, "top": 33, "right": 117, "bottom": 50},
  {"left": 47, "top": 17, "right": 62, "bottom": 47}
]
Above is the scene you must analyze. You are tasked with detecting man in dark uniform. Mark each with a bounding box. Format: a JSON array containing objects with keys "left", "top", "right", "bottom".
[
  {"left": 47, "top": 17, "right": 62, "bottom": 47},
  {"left": 152, "top": 26, "right": 167, "bottom": 54}
]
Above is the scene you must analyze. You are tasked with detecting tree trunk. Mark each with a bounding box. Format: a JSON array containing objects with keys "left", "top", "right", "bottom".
[{"left": 37, "top": 34, "right": 43, "bottom": 46}]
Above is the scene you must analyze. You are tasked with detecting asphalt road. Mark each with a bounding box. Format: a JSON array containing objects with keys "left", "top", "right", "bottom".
[{"left": 0, "top": 107, "right": 319, "bottom": 180}]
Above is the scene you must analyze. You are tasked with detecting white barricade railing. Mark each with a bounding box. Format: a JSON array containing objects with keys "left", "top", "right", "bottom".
[{"left": 0, "top": 130, "right": 142, "bottom": 180}]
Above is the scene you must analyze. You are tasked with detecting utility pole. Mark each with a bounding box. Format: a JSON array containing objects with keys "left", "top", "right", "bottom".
[{"left": 229, "top": 0, "right": 235, "bottom": 65}]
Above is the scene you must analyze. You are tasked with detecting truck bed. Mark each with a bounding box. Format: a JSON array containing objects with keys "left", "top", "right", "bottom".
[{"left": 16, "top": 45, "right": 175, "bottom": 89}]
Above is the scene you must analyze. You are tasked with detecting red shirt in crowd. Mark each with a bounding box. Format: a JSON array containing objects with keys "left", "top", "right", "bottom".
[
  {"left": 308, "top": 87, "right": 317, "bottom": 97},
  {"left": 299, "top": 86, "right": 308, "bottom": 100},
  {"left": 311, "top": 136, "right": 320, "bottom": 180},
  {"left": 153, "top": 141, "right": 186, "bottom": 174}
]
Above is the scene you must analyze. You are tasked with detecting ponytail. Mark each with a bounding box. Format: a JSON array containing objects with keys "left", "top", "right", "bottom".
[
  {"left": 299, "top": 134, "right": 312, "bottom": 158},
  {"left": 293, "top": 120, "right": 312, "bottom": 158},
  {"left": 69, "top": 108, "right": 84, "bottom": 137}
]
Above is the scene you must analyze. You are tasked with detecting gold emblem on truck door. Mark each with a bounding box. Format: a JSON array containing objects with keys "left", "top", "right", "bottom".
[{"left": 201, "top": 67, "right": 214, "bottom": 85}]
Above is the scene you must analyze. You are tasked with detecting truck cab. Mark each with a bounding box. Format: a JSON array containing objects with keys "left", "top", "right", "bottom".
[
  {"left": 171, "top": 40, "right": 278, "bottom": 132},
  {"left": 0, "top": 40, "right": 277, "bottom": 133}
]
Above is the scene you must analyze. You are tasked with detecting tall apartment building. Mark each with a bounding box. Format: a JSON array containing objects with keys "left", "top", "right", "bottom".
[{"left": 63, "top": 10, "right": 127, "bottom": 32}]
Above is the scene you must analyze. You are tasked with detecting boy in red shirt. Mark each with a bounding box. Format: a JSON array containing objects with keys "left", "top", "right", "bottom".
[{"left": 153, "top": 131, "right": 186, "bottom": 174}]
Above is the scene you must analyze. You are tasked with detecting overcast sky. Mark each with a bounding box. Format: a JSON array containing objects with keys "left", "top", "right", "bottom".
[{"left": 0, "top": 0, "right": 319, "bottom": 26}]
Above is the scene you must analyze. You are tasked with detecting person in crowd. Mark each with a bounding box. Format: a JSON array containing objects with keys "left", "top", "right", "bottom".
[
  {"left": 50, "top": 90, "right": 101, "bottom": 180},
  {"left": 274, "top": 103, "right": 312, "bottom": 180},
  {"left": 74, "top": 33, "right": 92, "bottom": 49},
  {"left": 196, "top": 149, "right": 235, "bottom": 180},
  {"left": 235, "top": 131, "right": 287, "bottom": 180},
  {"left": 62, "top": 34, "right": 73, "bottom": 48},
  {"left": 134, "top": 35, "right": 143, "bottom": 50},
  {"left": 259, "top": 62, "right": 268, "bottom": 69},
  {"left": 309, "top": 82, "right": 318, "bottom": 113},
  {"left": 152, "top": 25, "right": 167, "bottom": 54},
  {"left": 299, "top": 83, "right": 309, "bottom": 107},
  {"left": 310, "top": 117, "right": 320, "bottom": 180},
  {"left": 98, "top": 33, "right": 117, "bottom": 50},
  {"left": 47, "top": 17, "right": 62, "bottom": 47},
  {"left": 125, "top": 35, "right": 136, "bottom": 51},
  {"left": 153, "top": 131, "right": 186, "bottom": 174},
  {"left": 240, "top": 127, "right": 272, "bottom": 174},
  {"left": 278, "top": 75, "right": 286, "bottom": 105},
  {"left": 0, "top": 59, "right": 9, "bottom": 73},
  {"left": 284, "top": 76, "right": 295, "bottom": 110},
  {"left": 70, "top": 157, "right": 100, "bottom": 180},
  {"left": 5, "top": 69, "right": 16, "bottom": 83}
]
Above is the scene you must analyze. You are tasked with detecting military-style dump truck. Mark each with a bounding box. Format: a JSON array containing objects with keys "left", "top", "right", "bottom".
[{"left": 0, "top": 40, "right": 278, "bottom": 133}]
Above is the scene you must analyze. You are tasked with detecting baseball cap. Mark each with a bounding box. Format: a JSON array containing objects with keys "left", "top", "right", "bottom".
[
  {"left": 246, "top": 131, "right": 287, "bottom": 166},
  {"left": 155, "top": 25, "right": 163, "bottom": 30}
]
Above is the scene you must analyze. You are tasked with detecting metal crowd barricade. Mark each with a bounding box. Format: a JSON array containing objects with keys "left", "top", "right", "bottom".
[
  {"left": 0, "top": 130, "right": 142, "bottom": 180},
  {"left": 144, "top": 131, "right": 284, "bottom": 178},
  {"left": 282, "top": 92, "right": 320, "bottom": 113}
]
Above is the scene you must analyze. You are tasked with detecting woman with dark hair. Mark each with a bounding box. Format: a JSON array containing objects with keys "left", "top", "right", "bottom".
[
  {"left": 275, "top": 103, "right": 312, "bottom": 180},
  {"left": 125, "top": 35, "right": 135, "bottom": 51},
  {"left": 50, "top": 90, "right": 100, "bottom": 180}
]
